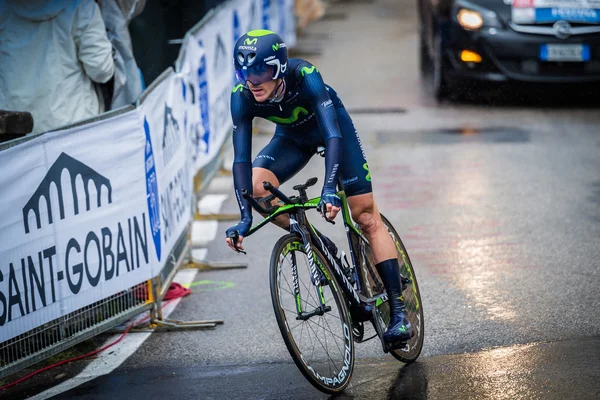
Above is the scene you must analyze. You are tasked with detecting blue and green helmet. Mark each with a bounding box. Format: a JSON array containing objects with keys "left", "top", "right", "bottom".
[{"left": 234, "top": 30, "right": 288, "bottom": 85}]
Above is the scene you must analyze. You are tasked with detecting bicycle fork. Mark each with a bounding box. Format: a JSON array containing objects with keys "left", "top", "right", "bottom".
[{"left": 289, "top": 218, "right": 331, "bottom": 321}]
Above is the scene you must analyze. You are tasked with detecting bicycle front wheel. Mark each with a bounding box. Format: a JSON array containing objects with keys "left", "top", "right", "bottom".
[{"left": 270, "top": 233, "right": 355, "bottom": 394}]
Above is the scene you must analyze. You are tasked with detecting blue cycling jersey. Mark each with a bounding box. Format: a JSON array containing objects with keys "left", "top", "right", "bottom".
[{"left": 230, "top": 58, "right": 370, "bottom": 224}]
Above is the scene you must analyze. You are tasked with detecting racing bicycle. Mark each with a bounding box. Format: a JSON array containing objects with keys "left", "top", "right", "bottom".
[{"left": 228, "top": 176, "right": 424, "bottom": 394}]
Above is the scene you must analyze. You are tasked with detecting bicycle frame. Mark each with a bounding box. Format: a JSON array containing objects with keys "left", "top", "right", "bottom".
[{"left": 245, "top": 189, "right": 388, "bottom": 317}]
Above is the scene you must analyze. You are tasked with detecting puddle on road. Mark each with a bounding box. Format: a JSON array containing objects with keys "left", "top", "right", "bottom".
[{"left": 376, "top": 127, "right": 531, "bottom": 145}]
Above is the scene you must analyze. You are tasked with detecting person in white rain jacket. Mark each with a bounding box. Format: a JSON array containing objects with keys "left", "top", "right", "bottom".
[{"left": 0, "top": 0, "right": 115, "bottom": 134}]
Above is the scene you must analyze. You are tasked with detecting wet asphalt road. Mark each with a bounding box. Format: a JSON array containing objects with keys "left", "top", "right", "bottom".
[
  {"left": 5, "top": 0, "right": 600, "bottom": 399},
  {"left": 28, "top": 337, "right": 600, "bottom": 399}
]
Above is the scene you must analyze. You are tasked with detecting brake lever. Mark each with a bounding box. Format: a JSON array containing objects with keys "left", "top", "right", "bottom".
[
  {"left": 228, "top": 231, "right": 247, "bottom": 254},
  {"left": 322, "top": 214, "right": 336, "bottom": 225},
  {"left": 317, "top": 204, "right": 336, "bottom": 225}
]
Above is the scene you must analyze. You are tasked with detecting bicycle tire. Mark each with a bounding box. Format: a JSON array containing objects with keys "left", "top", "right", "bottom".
[
  {"left": 357, "top": 214, "right": 425, "bottom": 363},
  {"left": 270, "top": 233, "right": 355, "bottom": 394}
]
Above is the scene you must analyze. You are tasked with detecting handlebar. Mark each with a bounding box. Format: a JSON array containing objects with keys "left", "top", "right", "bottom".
[
  {"left": 241, "top": 178, "right": 322, "bottom": 216},
  {"left": 242, "top": 181, "right": 300, "bottom": 215},
  {"left": 241, "top": 189, "right": 271, "bottom": 214},
  {"left": 262, "top": 181, "right": 296, "bottom": 205},
  {"left": 231, "top": 178, "right": 323, "bottom": 253}
]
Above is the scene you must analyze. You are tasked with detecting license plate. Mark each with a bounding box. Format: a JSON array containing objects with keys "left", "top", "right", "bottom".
[
  {"left": 539, "top": 44, "right": 591, "bottom": 61},
  {"left": 512, "top": 0, "right": 600, "bottom": 24}
]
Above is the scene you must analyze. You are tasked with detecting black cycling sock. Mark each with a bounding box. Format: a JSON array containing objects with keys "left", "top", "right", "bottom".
[{"left": 375, "top": 258, "right": 405, "bottom": 315}]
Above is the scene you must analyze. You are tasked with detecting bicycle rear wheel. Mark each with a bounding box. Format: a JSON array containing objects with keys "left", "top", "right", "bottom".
[
  {"left": 270, "top": 233, "right": 355, "bottom": 394},
  {"left": 357, "top": 214, "right": 425, "bottom": 363}
]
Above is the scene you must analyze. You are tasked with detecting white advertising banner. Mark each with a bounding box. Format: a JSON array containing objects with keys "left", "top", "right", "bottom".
[
  {"left": 180, "top": 36, "right": 220, "bottom": 174},
  {"left": 181, "top": 0, "right": 296, "bottom": 178},
  {"left": 0, "top": 111, "right": 156, "bottom": 342},
  {"left": 191, "top": 6, "right": 236, "bottom": 176},
  {"left": 233, "top": 0, "right": 262, "bottom": 39},
  {"left": 138, "top": 71, "right": 192, "bottom": 268},
  {"left": 0, "top": 0, "right": 298, "bottom": 344},
  {"left": 231, "top": 0, "right": 295, "bottom": 46}
]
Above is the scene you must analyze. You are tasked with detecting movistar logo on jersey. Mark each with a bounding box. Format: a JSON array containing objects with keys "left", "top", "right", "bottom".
[
  {"left": 272, "top": 43, "right": 286, "bottom": 51},
  {"left": 267, "top": 107, "right": 309, "bottom": 124},
  {"left": 301, "top": 66, "right": 318, "bottom": 76},
  {"left": 244, "top": 38, "right": 258, "bottom": 45},
  {"left": 363, "top": 163, "right": 371, "bottom": 182}
]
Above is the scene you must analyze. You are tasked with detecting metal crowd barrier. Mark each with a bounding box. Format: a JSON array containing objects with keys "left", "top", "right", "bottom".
[
  {"left": 0, "top": 103, "right": 152, "bottom": 381},
  {"left": 0, "top": 283, "right": 153, "bottom": 380}
]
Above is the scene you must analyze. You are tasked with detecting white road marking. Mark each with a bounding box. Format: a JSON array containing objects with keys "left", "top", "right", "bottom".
[
  {"left": 203, "top": 176, "right": 234, "bottom": 193},
  {"left": 191, "top": 220, "right": 218, "bottom": 247},
  {"left": 192, "top": 194, "right": 230, "bottom": 246},
  {"left": 191, "top": 248, "right": 208, "bottom": 261},
  {"left": 197, "top": 194, "right": 229, "bottom": 215},
  {"left": 30, "top": 189, "right": 232, "bottom": 399}
]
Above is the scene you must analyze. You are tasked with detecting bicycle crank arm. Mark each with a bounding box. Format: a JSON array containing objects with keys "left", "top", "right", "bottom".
[
  {"left": 370, "top": 306, "right": 387, "bottom": 353},
  {"left": 363, "top": 293, "right": 388, "bottom": 305},
  {"left": 296, "top": 305, "right": 332, "bottom": 321}
]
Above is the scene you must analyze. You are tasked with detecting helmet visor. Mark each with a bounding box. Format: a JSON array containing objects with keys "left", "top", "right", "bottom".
[{"left": 236, "top": 63, "right": 275, "bottom": 86}]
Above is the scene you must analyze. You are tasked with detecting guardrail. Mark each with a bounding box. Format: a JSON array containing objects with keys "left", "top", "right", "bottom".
[{"left": 0, "top": 0, "right": 296, "bottom": 381}]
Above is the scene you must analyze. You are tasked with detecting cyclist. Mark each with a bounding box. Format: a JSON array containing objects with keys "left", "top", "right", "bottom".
[{"left": 225, "top": 30, "right": 414, "bottom": 347}]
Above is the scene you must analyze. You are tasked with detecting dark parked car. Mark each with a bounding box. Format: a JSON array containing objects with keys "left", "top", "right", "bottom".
[{"left": 418, "top": 0, "right": 600, "bottom": 100}]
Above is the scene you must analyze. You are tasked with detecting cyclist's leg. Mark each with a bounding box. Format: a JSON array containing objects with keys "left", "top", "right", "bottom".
[
  {"left": 252, "top": 134, "right": 313, "bottom": 228},
  {"left": 335, "top": 113, "right": 395, "bottom": 261},
  {"left": 335, "top": 106, "right": 414, "bottom": 345}
]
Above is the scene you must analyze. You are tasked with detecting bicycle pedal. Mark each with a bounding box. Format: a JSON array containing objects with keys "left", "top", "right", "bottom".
[{"left": 384, "top": 340, "right": 409, "bottom": 353}]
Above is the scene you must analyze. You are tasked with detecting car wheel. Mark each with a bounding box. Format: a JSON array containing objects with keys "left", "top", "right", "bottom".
[{"left": 432, "top": 32, "right": 448, "bottom": 102}]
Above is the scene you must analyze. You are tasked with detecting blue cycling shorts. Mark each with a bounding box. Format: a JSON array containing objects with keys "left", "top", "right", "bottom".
[{"left": 252, "top": 107, "right": 372, "bottom": 197}]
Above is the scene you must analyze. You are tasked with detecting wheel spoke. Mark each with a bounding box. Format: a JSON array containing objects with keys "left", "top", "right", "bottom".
[
  {"left": 318, "top": 315, "right": 346, "bottom": 357},
  {"left": 306, "top": 317, "right": 346, "bottom": 342},
  {"left": 305, "top": 318, "right": 341, "bottom": 372}
]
